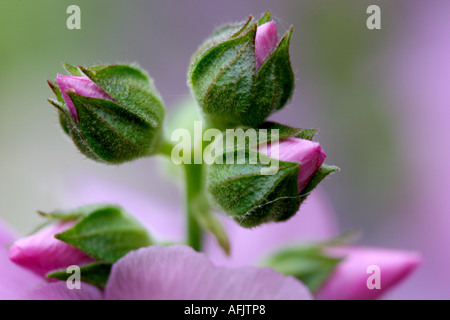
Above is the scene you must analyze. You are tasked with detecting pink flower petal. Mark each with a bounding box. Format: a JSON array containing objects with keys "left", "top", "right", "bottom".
[
  {"left": 64, "top": 175, "right": 185, "bottom": 244},
  {"left": 0, "top": 219, "right": 14, "bottom": 249},
  {"left": 23, "top": 282, "right": 102, "bottom": 300},
  {"left": 261, "top": 137, "right": 326, "bottom": 191},
  {"left": 56, "top": 74, "right": 112, "bottom": 121},
  {"left": 9, "top": 221, "right": 95, "bottom": 278},
  {"left": 316, "top": 247, "right": 422, "bottom": 300},
  {"left": 255, "top": 21, "right": 278, "bottom": 69},
  {"left": 104, "top": 245, "right": 312, "bottom": 300},
  {"left": 0, "top": 219, "right": 42, "bottom": 300}
]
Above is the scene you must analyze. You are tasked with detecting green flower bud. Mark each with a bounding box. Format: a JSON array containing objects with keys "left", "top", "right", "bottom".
[
  {"left": 188, "top": 11, "right": 294, "bottom": 128},
  {"left": 206, "top": 123, "right": 338, "bottom": 228},
  {"left": 48, "top": 63, "right": 165, "bottom": 164},
  {"left": 207, "top": 149, "right": 302, "bottom": 228},
  {"left": 13, "top": 204, "right": 152, "bottom": 289}
]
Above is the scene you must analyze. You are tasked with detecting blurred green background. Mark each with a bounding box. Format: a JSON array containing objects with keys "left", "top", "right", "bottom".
[{"left": 1, "top": 0, "right": 449, "bottom": 299}]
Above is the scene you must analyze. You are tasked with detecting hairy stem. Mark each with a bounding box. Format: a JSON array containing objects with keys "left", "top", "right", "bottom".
[{"left": 184, "top": 163, "right": 204, "bottom": 251}]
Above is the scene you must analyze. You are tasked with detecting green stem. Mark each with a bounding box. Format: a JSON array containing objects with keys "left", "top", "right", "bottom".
[
  {"left": 157, "top": 138, "right": 175, "bottom": 158},
  {"left": 184, "top": 163, "right": 204, "bottom": 251}
]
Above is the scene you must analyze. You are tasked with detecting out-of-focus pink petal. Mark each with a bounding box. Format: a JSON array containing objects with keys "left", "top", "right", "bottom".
[
  {"left": 24, "top": 282, "right": 102, "bottom": 300},
  {"left": 316, "top": 247, "right": 422, "bottom": 300},
  {"left": 9, "top": 221, "right": 95, "bottom": 278},
  {"left": 0, "top": 219, "right": 42, "bottom": 300},
  {"left": 255, "top": 21, "right": 278, "bottom": 69},
  {"left": 0, "top": 219, "right": 14, "bottom": 249},
  {"left": 104, "top": 245, "right": 312, "bottom": 300},
  {"left": 383, "top": 1, "right": 450, "bottom": 299},
  {"left": 64, "top": 176, "right": 184, "bottom": 243},
  {"left": 205, "top": 190, "right": 338, "bottom": 267},
  {"left": 56, "top": 74, "right": 112, "bottom": 121},
  {"left": 262, "top": 137, "right": 326, "bottom": 191}
]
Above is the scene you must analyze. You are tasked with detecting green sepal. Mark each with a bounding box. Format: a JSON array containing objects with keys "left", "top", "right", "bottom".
[
  {"left": 63, "top": 63, "right": 109, "bottom": 76},
  {"left": 47, "top": 80, "right": 64, "bottom": 104},
  {"left": 68, "top": 92, "right": 158, "bottom": 164},
  {"left": 257, "top": 11, "right": 271, "bottom": 25},
  {"left": 207, "top": 149, "right": 301, "bottom": 228},
  {"left": 47, "top": 98, "right": 71, "bottom": 136},
  {"left": 37, "top": 204, "right": 109, "bottom": 221},
  {"left": 59, "top": 105, "right": 104, "bottom": 162},
  {"left": 55, "top": 205, "right": 152, "bottom": 263},
  {"left": 63, "top": 63, "right": 83, "bottom": 76},
  {"left": 260, "top": 245, "right": 342, "bottom": 294},
  {"left": 46, "top": 262, "right": 112, "bottom": 289},
  {"left": 78, "top": 64, "right": 164, "bottom": 119},
  {"left": 58, "top": 112, "right": 71, "bottom": 136},
  {"left": 197, "top": 16, "right": 253, "bottom": 55},
  {"left": 256, "top": 121, "right": 318, "bottom": 144},
  {"left": 260, "top": 232, "right": 358, "bottom": 293},
  {"left": 252, "top": 27, "right": 294, "bottom": 115},
  {"left": 189, "top": 25, "right": 257, "bottom": 128},
  {"left": 299, "top": 164, "right": 340, "bottom": 203},
  {"left": 217, "top": 122, "right": 318, "bottom": 156}
]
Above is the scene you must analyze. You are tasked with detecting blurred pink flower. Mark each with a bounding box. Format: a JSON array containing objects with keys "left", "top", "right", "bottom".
[
  {"left": 56, "top": 74, "right": 112, "bottom": 121},
  {"left": 13, "top": 244, "right": 312, "bottom": 300},
  {"left": 316, "top": 247, "right": 422, "bottom": 300},
  {"left": 255, "top": 21, "right": 278, "bottom": 69},
  {"left": 382, "top": 0, "right": 450, "bottom": 299},
  {"left": 0, "top": 220, "right": 42, "bottom": 299},
  {"left": 2, "top": 174, "right": 421, "bottom": 300},
  {"left": 105, "top": 245, "right": 310, "bottom": 300},
  {"left": 9, "top": 220, "right": 95, "bottom": 278},
  {"left": 65, "top": 176, "right": 420, "bottom": 299},
  {"left": 65, "top": 175, "right": 338, "bottom": 267},
  {"left": 260, "top": 137, "right": 326, "bottom": 191}
]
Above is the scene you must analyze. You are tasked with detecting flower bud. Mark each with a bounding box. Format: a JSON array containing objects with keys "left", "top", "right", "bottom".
[
  {"left": 261, "top": 137, "right": 327, "bottom": 192},
  {"left": 207, "top": 128, "right": 337, "bottom": 228},
  {"left": 261, "top": 243, "right": 421, "bottom": 300},
  {"left": 56, "top": 75, "right": 113, "bottom": 121},
  {"left": 316, "top": 247, "right": 422, "bottom": 300},
  {"left": 48, "top": 63, "right": 165, "bottom": 164},
  {"left": 9, "top": 221, "right": 94, "bottom": 278},
  {"left": 188, "top": 11, "right": 294, "bottom": 128},
  {"left": 9, "top": 205, "right": 152, "bottom": 286}
]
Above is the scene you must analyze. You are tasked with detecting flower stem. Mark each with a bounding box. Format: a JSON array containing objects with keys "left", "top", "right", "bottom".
[
  {"left": 184, "top": 163, "right": 204, "bottom": 251},
  {"left": 157, "top": 138, "right": 174, "bottom": 158}
]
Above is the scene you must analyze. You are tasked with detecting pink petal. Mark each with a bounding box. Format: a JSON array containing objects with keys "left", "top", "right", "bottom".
[
  {"left": 316, "top": 247, "right": 422, "bottom": 300},
  {"left": 0, "top": 219, "right": 14, "bottom": 249},
  {"left": 56, "top": 74, "right": 112, "bottom": 121},
  {"left": 255, "top": 21, "right": 278, "bottom": 69},
  {"left": 23, "top": 282, "right": 102, "bottom": 300},
  {"left": 261, "top": 137, "right": 326, "bottom": 191},
  {"left": 384, "top": 1, "right": 450, "bottom": 299},
  {"left": 0, "top": 219, "right": 42, "bottom": 300},
  {"left": 205, "top": 191, "right": 339, "bottom": 267},
  {"left": 104, "top": 245, "right": 312, "bottom": 300},
  {"left": 64, "top": 175, "right": 185, "bottom": 244},
  {"left": 9, "top": 221, "right": 95, "bottom": 278}
]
